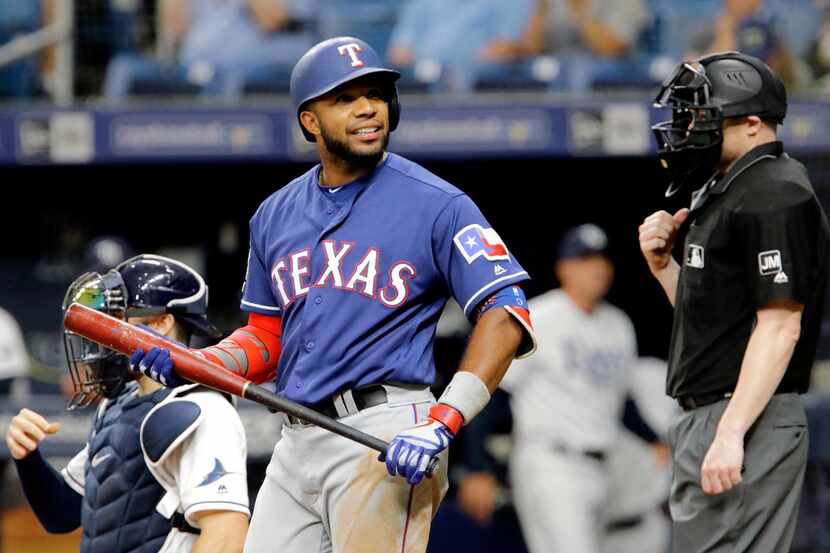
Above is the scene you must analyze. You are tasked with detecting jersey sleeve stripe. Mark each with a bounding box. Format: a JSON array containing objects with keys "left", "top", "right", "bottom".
[
  {"left": 183, "top": 501, "right": 251, "bottom": 521},
  {"left": 240, "top": 299, "right": 281, "bottom": 312},
  {"left": 462, "top": 271, "right": 529, "bottom": 316}
]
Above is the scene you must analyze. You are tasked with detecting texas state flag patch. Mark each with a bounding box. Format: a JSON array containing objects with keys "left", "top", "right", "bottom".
[{"left": 454, "top": 224, "right": 510, "bottom": 263}]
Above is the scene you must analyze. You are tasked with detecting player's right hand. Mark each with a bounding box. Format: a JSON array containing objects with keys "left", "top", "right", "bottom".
[
  {"left": 638, "top": 208, "right": 689, "bottom": 273},
  {"left": 6, "top": 408, "right": 60, "bottom": 460},
  {"left": 131, "top": 347, "right": 187, "bottom": 387}
]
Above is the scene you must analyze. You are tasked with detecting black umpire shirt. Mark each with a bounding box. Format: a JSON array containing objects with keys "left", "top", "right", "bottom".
[{"left": 667, "top": 141, "right": 830, "bottom": 398}]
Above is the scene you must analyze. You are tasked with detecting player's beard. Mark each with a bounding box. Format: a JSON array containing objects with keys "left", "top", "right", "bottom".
[{"left": 319, "top": 124, "right": 389, "bottom": 170}]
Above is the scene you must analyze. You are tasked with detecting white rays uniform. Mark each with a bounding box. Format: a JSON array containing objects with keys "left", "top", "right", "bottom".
[{"left": 500, "top": 288, "right": 637, "bottom": 553}]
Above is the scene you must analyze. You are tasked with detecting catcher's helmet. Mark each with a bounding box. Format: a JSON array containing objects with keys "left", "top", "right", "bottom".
[
  {"left": 290, "top": 36, "right": 401, "bottom": 142},
  {"left": 62, "top": 254, "right": 220, "bottom": 406},
  {"left": 652, "top": 51, "right": 787, "bottom": 196}
]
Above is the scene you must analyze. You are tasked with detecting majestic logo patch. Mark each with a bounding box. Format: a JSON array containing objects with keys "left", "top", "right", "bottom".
[
  {"left": 686, "top": 245, "right": 704, "bottom": 269},
  {"left": 758, "top": 250, "right": 782, "bottom": 275},
  {"left": 454, "top": 224, "right": 510, "bottom": 263},
  {"left": 774, "top": 271, "right": 789, "bottom": 284},
  {"left": 494, "top": 264, "right": 507, "bottom": 275}
]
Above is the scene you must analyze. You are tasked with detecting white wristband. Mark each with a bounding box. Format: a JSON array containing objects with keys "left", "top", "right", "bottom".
[{"left": 437, "top": 371, "right": 491, "bottom": 424}]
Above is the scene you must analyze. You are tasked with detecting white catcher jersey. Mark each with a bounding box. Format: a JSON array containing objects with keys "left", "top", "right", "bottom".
[
  {"left": 62, "top": 387, "right": 250, "bottom": 552},
  {"left": 500, "top": 289, "right": 637, "bottom": 450}
]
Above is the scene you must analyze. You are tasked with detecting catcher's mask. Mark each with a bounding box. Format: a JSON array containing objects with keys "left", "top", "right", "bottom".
[
  {"left": 652, "top": 51, "right": 787, "bottom": 197},
  {"left": 61, "top": 270, "right": 134, "bottom": 407}
]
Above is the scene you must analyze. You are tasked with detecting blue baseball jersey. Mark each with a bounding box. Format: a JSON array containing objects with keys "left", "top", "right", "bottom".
[{"left": 241, "top": 153, "right": 529, "bottom": 404}]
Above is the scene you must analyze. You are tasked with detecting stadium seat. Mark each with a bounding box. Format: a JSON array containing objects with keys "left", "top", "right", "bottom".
[{"left": 474, "top": 59, "right": 555, "bottom": 92}]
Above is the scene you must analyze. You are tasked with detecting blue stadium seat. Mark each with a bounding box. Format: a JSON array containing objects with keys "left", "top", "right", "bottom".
[{"left": 474, "top": 59, "right": 553, "bottom": 92}]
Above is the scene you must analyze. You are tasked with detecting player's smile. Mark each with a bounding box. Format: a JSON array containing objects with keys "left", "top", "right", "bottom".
[{"left": 349, "top": 122, "right": 383, "bottom": 143}]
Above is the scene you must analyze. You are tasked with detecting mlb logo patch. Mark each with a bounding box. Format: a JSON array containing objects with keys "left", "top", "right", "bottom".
[
  {"left": 454, "top": 224, "right": 510, "bottom": 264},
  {"left": 758, "top": 250, "right": 782, "bottom": 275},
  {"left": 686, "top": 244, "right": 704, "bottom": 269}
]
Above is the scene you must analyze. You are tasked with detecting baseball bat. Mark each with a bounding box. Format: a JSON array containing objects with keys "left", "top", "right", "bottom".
[{"left": 63, "top": 303, "right": 439, "bottom": 477}]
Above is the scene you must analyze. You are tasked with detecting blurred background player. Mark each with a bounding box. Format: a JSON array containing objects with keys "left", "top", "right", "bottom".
[
  {"left": 499, "top": 224, "right": 668, "bottom": 553},
  {"left": 5, "top": 254, "right": 250, "bottom": 553},
  {"left": 602, "top": 356, "right": 676, "bottom": 553}
]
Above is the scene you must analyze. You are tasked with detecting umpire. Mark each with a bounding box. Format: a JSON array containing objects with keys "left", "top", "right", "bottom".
[{"left": 639, "top": 51, "right": 830, "bottom": 552}]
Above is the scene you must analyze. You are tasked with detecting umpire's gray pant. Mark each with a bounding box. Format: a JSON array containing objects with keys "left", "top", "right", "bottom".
[{"left": 668, "top": 393, "right": 808, "bottom": 553}]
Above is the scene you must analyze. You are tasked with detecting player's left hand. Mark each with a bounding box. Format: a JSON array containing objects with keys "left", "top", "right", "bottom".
[
  {"left": 381, "top": 417, "right": 454, "bottom": 485},
  {"left": 129, "top": 324, "right": 187, "bottom": 387},
  {"left": 700, "top": 428, "right": 744, "bottom": 495}
]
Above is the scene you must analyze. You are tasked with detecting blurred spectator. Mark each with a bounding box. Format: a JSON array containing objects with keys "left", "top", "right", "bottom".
[
  {"left": 806, "top": 7, "right": 830, "bottom": 90},
  {"left": 386, "top": 0, "right": 537, "bottom": 92},
  {"left": 104, "top": 0, "right": 314, "bottom": 100},
  {"left": 0, "top": 307, "right": 28, "bottom": 394},
  {"left": 472, "top": 0, "right": 650, "bottom": 92},
  {"left": 688, "top": 0, "right": 799, "bottom": 88},
  {"left": 0, "top": 0, "right": 45, "bottom": 99},
  {"left": 528, "top": 0, "right": 648, "bottom": 59}
]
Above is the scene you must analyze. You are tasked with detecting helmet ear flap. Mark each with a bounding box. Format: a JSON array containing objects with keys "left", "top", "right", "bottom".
[{"left": 388, "top": 86, "right": 400, "bottom": 132}]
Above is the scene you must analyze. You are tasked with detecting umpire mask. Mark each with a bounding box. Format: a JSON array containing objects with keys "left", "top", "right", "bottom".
[
  {"left": 62, "top": 270, "right": 133, "bottom": 407},
  {"left": 652, "top": 52, "right": 787, "bottom": 197},
  {"left": 652, "top": 60, "right": 724, "bottom": 197}
]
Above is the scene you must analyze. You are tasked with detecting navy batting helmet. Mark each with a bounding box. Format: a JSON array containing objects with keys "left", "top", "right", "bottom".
[
  {"left": 116, "top": 254, "right": 220, "bottom": 338},
  {"left": 290, "top": 36, "right": 401, "bottom": 142},
  {"left": 62, "top": 254, "right": 220, "bottom": 406}
]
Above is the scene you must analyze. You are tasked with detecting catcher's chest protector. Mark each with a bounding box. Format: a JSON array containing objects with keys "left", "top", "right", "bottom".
[{"left": 81, "top": 387, "right": 173, "bottom": 553}]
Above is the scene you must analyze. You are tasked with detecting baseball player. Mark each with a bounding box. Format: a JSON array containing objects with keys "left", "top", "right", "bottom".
[
  {"left": 6, "top": 255, "right": 250, "bottom": 553},
  {"left": 132, "top": 36, "right": 536, "bottom": 553},
  {"left": 500, "top": 224, "right": 662, "bottom": 553}
]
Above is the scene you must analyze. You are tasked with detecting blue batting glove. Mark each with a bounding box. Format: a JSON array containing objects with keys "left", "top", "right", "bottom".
[
  {"left": 382, "top": 418, "right": 454, "bottom": 485},
  {"left": 129, "top": 325, "right": 187, "bottom": 387}
]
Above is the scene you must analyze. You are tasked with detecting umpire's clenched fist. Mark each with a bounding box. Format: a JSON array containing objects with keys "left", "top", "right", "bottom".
[
  {"left": 638, "top": 208, "right": 689, "bottom": 273},
  {"left": 6, "top": 408, "right": 61, "bottom": 460}
]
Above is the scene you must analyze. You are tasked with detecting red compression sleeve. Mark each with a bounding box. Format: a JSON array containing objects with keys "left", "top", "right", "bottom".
[{"left": 199, "top": 313, "right": 282, "bottom": 384}]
